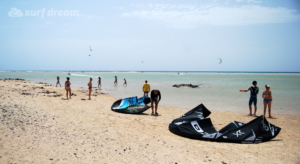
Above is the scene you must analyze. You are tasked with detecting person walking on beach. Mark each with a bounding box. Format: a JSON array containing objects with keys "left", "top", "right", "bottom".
[
  {"left": 150, "top": 89, "right": 161, "bottom": 115},
  {"left": 64, "top": 77, "right": 71, "bottom": 99},
  {"left": 240, "top": 81, "right": 259, "bottom": 116},
  {"left": 114, "top": 76, "right": 118, "bottom": 85},
  {"left": 262, "top": 85, "right": 273, "bottom": 118},
  {"left": 143, "top": 80, "right": 150, "bottom": 96},
  {"left": 56, "top": 76, "right": 61, "bottom": 87},
  {"left": 98, "top": 77, "right": 101, "bottom": 89},
  {"left": 123, "top": 78, "right": 127, "bottom": 86},
  {"left": 88, "top": 78, "right": 93, "bottom": 100}
]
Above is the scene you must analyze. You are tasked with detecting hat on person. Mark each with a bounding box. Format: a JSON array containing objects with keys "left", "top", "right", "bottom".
[{"left": 266, "top": 85, "right": 271, "bottom": 87}]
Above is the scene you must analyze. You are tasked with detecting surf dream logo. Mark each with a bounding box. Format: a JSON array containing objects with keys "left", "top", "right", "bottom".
[{"left": 8, "top": 7, "right": 79, "bottom": 18}]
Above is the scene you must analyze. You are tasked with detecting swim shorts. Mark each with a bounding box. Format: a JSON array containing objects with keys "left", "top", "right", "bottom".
[{"left": 249, "top": 96, "right": 257, "bottom": 105}]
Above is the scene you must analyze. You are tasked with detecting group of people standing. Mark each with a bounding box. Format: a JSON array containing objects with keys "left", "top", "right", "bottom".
[
  {"left": 56, "top": 76, "right": 102, "bottom": 100},
  {"left": 56, "top": 76, "right": 162, "bottom": 116},
  {"left": 57, "top": 76, "right": 271, "bottom": 117},
  {"left": 240, "top": 81, "right": 273, "bottom": 118}
]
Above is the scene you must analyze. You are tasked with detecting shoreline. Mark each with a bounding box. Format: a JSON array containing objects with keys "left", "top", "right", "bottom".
[
  {"left": 2, "top": 77, "right": 300, "bottom": 116},
  {"left": 1, "top": 79, "right": 300, "bottom": 163}
]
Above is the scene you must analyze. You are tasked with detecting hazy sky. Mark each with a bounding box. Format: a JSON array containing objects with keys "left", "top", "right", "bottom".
[{"left": 1, "top": 0, "right": 299, "bottom": 72}]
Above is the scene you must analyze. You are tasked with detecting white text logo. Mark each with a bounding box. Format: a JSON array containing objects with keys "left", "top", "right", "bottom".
[
  {"left": 8, "top": 7, "right": 79, "bottom": 18},
  {"left": 233, "top": 130, "right": 245, "bottom": 137}
]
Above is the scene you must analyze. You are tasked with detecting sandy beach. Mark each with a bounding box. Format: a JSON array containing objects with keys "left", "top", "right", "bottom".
[{"left": 0, "top": 79, "right": 300, "bottom": 164}]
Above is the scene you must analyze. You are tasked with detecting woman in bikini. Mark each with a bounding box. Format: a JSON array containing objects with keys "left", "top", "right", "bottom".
[
  {"left": 262, "top": 85, "right": 272, "bottom": 118},
  {"left": 88, "top": 78, "right": 93, "bottom": 100},
  {"left": 65, "top": 77, "right": 71, "bottom": 99}
]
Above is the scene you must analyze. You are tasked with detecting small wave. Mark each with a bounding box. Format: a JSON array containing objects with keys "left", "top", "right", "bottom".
[
  {"left": 71, "top": 74, "right": 89, "bottom": 77},
  {"left": 70, "top": 74, "right": 99, "bottom": 78}
]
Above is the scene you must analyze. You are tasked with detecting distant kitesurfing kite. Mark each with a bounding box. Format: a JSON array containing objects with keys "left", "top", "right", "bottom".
[
  {"left": 141, "top": 61, "right": 144, "bottom": 63},
  {"left": 89, "top": 45, "right": 92, "bottom": 56},
  {"left": 218, "top": 58, "right": 222, "bottom": 64}
]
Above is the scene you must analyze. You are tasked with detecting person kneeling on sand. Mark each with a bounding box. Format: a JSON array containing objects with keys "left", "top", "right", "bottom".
[
  {"left": 88, "top": 78, "right": 93, "bottom": 100},
  {"left": 65, "top": 77, "right": 71, "bottom": 99},
  {"left": 150, "top": 89, "right": 161, "bottom": 115}
]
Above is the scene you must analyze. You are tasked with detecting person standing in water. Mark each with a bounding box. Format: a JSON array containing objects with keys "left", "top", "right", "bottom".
[
  {"left": 240, "top": 81, "right": 259, "bottom": 116},
  {"left": 143, "top": 80, "right": 150, "bottom": 96},
  {"left": 56, "top": 76, "right": 61, "bottom": 87},
  {"left": 114, "top": 76, "right": 118, "bottom": 85},
  {"left": 123, "top": 78, "right": 127, "bottom": 86},
  {"left": 150, "top": 89, "right": 161, "bottom": 115},
  {"left": 262, "top": 85, "right": 273, "bottom": 118},
  {"left": 88, "top": 78, "right": 93, "bottom": 100},
  {"left": 64, "top": 77, "right": 71, "bottom": 99},
  {"left": 98, "top": 77, "right": 101, "bottom": 88}
]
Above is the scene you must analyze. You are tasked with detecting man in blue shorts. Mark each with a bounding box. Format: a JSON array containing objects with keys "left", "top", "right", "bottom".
[{"left": 240, "top": 81, "right": 259, "bottom": 116}]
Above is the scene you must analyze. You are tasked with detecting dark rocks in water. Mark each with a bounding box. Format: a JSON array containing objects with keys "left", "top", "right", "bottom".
[
  {"left": 173, "top": 84, "right": 199, "bottom": 88},
  {"left": 21, "top": 93, "right": 31, "bottom": 95},
  {"left": 44, "top": 90, "right": 56, "bottom": 94},
  {"left": 2, "top": 78, "right": 25, "bottom": 81}
]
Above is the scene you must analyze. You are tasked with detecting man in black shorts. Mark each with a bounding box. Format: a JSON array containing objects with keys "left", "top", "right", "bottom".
[
  {"left": 240, "top": 81, "right": 259, "bottom": 116},
  {"left": 150, "top": 89, "right": 161, "bottom": 115}
]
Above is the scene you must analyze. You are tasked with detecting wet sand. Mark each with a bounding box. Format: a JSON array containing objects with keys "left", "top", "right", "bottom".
[{"left": 0, "top": 79, "right": 300, "bottom": 164}]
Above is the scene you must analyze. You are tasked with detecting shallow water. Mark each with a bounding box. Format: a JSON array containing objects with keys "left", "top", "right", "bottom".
[{"left": 1, "top": 71, "right": 300, "bottom": 115}]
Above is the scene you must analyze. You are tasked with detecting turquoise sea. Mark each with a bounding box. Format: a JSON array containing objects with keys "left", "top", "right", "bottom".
[{"left": 1, "top": 71, "right": 300, "bottom": 115}]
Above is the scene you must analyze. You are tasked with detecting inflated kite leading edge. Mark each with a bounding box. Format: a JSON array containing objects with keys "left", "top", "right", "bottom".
[{"left": 111, "top": 96, "right": 151, "bottom": 114}]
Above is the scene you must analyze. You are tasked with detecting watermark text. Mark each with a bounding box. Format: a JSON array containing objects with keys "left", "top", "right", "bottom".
[{"left": 8, "top": 7, "right": 79, "bottom": 18}]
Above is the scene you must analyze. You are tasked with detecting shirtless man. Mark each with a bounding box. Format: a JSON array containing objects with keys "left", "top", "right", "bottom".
[{"left": 88, "top": 78, "right": 93, "bottom": 100}]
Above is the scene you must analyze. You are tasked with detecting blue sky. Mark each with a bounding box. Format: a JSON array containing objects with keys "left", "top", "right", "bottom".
[{"left": 0, "top": 0, "right": 299, "bottom": 72}]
